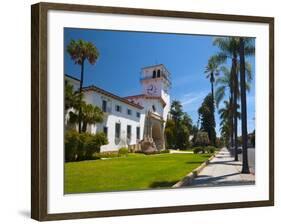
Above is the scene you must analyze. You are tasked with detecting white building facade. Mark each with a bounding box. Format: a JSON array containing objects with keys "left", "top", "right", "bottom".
[{"left": 65, "top": 64, "right": 171, "bottom": 152}]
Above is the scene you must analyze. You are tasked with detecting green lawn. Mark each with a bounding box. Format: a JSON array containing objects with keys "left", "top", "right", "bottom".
[{"left": 64, "top": 153, "right": 212, "bottom": 193}]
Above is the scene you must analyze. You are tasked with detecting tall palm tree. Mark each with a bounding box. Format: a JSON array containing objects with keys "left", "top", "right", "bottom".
[
  {"left": 213, "top": 37, "right": 241, "bottom": 161},
  {"left": 215, "top": 64, "right": 252, "bottom": 149},
  {"left": 205, "top": 55, "right": 220, "bottom": 106},
  {"left": 239, "top": 37, "right": 255, "bottom": 173},
  {"left": 67, "top": 39, "right": 99, "bottom": 132},
  {"left": 215, "top": 67, "right": 234, "bottom": 147},
  {"left": 219, "top": 100, "right": 241, "bottom": 149}
]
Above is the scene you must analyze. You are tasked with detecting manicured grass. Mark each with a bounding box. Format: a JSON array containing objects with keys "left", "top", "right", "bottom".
[{"left": 64, "top": 153, "right": 212, "bottom": 193}]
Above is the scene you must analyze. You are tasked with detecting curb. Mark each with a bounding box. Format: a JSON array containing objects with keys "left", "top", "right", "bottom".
[{"left": 172, "top": 150, "right": 221, "bottom": 188}]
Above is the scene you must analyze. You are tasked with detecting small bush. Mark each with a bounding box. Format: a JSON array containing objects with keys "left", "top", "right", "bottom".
[
  {"left": 205, "top": 146, "right": 217, "bottom": 154},
  {"left": 193, "top": 147, "right": 205, "bottom": 154},
  {"left": 118, "top": 147, "right": 129, "bottom": 156},
  {"left": 64, "top": 130, "right": 108, "bottom": 162},
  {"left": 65, "top": 129, "right": 80, "bottom": 162}
]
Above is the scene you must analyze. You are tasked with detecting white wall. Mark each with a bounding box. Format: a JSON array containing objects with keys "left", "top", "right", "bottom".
[
  {"left": 0, "top": 0, "right": 280, "bottom": 224},
  {"left": 84, "top": 90, "right": 144, "bottom": 151}
]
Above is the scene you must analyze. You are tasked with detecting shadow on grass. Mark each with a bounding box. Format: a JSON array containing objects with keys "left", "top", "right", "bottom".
[
  {"left": 149, "top": 180, "right": 179, "bottom": 188},
  {"left": 185, "top": 161, "right": 205, "bottom": 164}
]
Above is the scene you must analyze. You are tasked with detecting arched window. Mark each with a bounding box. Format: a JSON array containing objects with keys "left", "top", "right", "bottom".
[
  {"left": 152, "top": 105, "right": 156, "bottom": 112},
  {"left": 157, "top": 69, "right": 161, "bottom": 77},
  {"left": 152, "top": 70, "right": 156, "bottom": 78}
]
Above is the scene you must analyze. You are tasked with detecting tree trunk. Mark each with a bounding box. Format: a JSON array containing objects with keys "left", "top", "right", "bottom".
[
  {"left": 211, "top": 80, "right": 215, "bottom": 146},
  {"left": 239, "top": 37, "right": 250, "bottom": 173},
  {"left": 229, "top": 65, "right": 235, "bottom": 154},
  {"left": 82, "top": 121, "right": 87, "bottom": 133},
  {"left": 78, "top": 59, "right": 85, "bottom": 133},
  {"left": 232, "top": 57, "right": 239, "bottom": 161}
]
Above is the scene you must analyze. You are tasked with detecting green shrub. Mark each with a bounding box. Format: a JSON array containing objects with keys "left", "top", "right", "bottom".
[
  {"left": 65, "top": 129, "right": 80, "bottom": 162},
  {"left": 193, "top": 146, "right": 205, "bottom": 154},
  {"left": 118, "top": 147, "right": 129, "bottom": 156},
  {"left": 205, "top": 146, "right": 217, "bottom": 154},
  {"left": 160, "top": 149, "right": 170, "bottom": 154},
  {"left": 64, "top": 130, "right": 108, "bottom": 162}
]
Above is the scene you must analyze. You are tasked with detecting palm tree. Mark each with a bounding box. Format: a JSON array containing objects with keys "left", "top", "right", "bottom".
[
  {"left": 81, "top": 104, "right": 104, "bottom": 132},
  {"left": 65, "top": 83, "right": 82, "bottom": 112},
  {"left": 67, "top": 39, "right": 99, "bottom": 132},
  {"left": 239, "top": 37, "right": 255, "bottom": 173},
  {"left": 69, "top": 103, "right": 104, "bottom": 133},
  {"left": 215, "top": 64, "right": 252, "bottom": 150},
  {"left": 205, "top": 55, "right": 220, "bottom": 106},
  {"left": 213, "top": 37, "right": 241, "bottom": 161},
  {"left": 218, "top": 100, "right": 232, "bottom": 146}
]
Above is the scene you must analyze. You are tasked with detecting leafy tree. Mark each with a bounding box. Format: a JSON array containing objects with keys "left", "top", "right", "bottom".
[
  {"left": 67, "top": 39, "right": 99, "bottom": 132},
  {"left": 165, "top": 119, "right": 176, "bottom": 149},
  {"left": 164, "top": 101, "right": 193, "bottom": 149},
  {"left": 194, "top": 131, "right": 210, "bottom": 147},
  {"left": 198, "top": 94, "right": 216, "bottom": 146}
]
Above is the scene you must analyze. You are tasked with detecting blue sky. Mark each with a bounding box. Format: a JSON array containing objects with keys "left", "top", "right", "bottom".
[{"left": 64, "top": 28, "right": 255, "bottom": 136}]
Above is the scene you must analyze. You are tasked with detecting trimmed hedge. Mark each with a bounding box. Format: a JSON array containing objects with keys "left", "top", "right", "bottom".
[{"left": 193, "top": 146, "right": 217, "bottom": 154}]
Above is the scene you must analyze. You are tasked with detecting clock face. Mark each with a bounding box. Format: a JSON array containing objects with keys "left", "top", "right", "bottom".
[{"left": 146, "top": 84, "right": 157, "bottom": 95}]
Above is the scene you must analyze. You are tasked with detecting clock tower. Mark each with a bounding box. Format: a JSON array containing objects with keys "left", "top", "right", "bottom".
[{"left": 140, "top": 64, "right": 171, "bottom": 105}]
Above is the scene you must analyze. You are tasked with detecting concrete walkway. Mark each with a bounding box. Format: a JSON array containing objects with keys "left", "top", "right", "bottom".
[
  {"left": 169, "top": 149, "right": 193, "bottom": 154},
  {"left": 181, "top": 147, "right": 255, "bottom": 187}
]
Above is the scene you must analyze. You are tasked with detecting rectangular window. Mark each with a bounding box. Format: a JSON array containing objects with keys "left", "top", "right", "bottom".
[
  {"left": 127, "top": 125, "right": 131, "bottom": 139},
  {"left": 127, "top": 109, "right": 132, "bottom": 115},
  {"left": 103, "top": 126, "right": 108, "bottom": 137},
  {"left": 136, "top": 112, "right": 140, "bottom": 118},
  {"left": 102, "top": 100, "right": 107, "bottom": 112},
  {"left": 136, "top": 127, "right": 140, "bottom": 140},
  {"left": 115, "top": 123, "right": 121, "bottom": 139},
  {"left": 115, "top": 105, "right": 122, "bottom": 112}
]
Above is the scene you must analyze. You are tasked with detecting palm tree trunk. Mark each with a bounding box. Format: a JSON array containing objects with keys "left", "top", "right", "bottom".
[
  {"left": 78, "top": 59, "right": 85, "bottom": 133},
  {"left": 239, "top": 37, "right": 250, "bottom": 173},
  {"left": 211, "top": 80, "right": 216, "bottom": 146},
  {"left": 233, "top": 57, "right": 239, "bottom": 161},
  {"left": 229, "top": 66, "right": 235, "bottom": 153}
]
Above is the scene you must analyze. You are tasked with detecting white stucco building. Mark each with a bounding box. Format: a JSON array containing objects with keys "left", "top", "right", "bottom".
[{"left": 65, "top": 64, "right": 171, "bottom": 152}]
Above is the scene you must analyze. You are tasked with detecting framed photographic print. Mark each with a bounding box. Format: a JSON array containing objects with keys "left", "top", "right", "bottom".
[{"left": 31, "top": 2, "right": 274, "bottom": 221}]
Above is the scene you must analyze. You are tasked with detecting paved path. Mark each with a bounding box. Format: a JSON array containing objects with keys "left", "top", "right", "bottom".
[
  {"left": 181, "top": 148, "right": 255, "bottom": 187},
  {"left": 169, "top": 149, "right": 193, "bottom": 154}
]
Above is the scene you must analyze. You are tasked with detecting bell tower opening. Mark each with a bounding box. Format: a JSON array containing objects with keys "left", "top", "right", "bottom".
[{"left": 140, "top": 64, "right": 171, "bottom": 98}]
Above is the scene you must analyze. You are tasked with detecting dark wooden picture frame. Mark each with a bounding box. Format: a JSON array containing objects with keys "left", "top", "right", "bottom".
[{"left": 31, "top": 2, "right": 274, "bottom": 221}]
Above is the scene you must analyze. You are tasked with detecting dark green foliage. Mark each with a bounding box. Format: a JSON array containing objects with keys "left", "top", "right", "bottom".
[
  {"left": 198, "top": 94, "right": 216, "bottom": 146},
  {"left": 204, "top": 146, "right": 217, "bottom": 154},
  {"left": 193, "top": 147, "right": 205, "bottom": 154},
  {"left": 65, "top": 129, "right": 80, "bottom": 162},
  {"left": 194, "top": 131, "right": 209, "bottom": 147},
  {"left": 192, "top": 146, "right": 216, "bottom": 154},
  {"left": 65, "top": 130, "right": 108, "bottom": 162},
  {"left": 118, "top": 147, "right": 129, "bottom": 156},
  {"left": 165, "top": 101, "right": 192, "bottom": 150}
]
